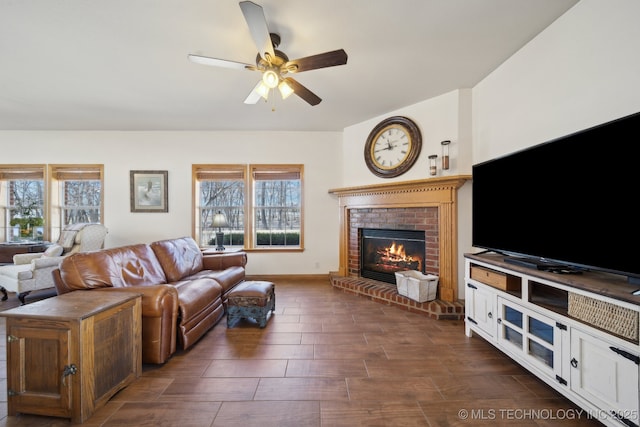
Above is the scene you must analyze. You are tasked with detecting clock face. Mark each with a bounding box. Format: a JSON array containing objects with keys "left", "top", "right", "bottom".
[
  {"left": 370, "top": 125, "right": 412, "bottom": 170},
  {"left": 364, "top": 116, "right": 422, "bottom": 178}
]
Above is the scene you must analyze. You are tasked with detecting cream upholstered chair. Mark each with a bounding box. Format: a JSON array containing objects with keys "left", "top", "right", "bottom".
[{"left": 0, "top": 223, "right": 108, "bottom": 304}]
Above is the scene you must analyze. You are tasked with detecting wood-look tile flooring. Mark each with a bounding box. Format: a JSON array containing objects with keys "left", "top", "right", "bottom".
[{"left": 0, "top": 277, "right": 602, "bottom": 426}]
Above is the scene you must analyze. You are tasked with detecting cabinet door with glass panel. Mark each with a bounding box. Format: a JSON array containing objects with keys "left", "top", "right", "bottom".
[{"left": 497, "top": 297, "right": 564, "bottom": 380}]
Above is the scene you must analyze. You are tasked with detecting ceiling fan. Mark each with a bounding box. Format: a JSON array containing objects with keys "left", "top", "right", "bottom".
[{"left": 188, "top": 1, "right": 348, "bottom": 106}]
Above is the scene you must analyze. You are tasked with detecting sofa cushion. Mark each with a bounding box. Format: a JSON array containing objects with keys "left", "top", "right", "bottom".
[
  {"left": 173, "top": 278, "right": 222, "bottom": 321},
  {"left": 59, "top": 244, "right": 167, "bottom": 290},
  {"left": 187, "top": 266, "right": 246, "bottom": 296},
  {"left": 150, "top": 237, "right": 204, "bottom": 282}
]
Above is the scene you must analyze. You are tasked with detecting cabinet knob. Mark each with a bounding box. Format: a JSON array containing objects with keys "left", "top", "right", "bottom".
[
  {"left": 497, "top": 318, "right": 502, "bottom": 324},
  {"left": 488, "top": 312, "right": 493, "bottom": 319},
  {"left": 570, "top": 358, "right": 578, "bottom": 368}
]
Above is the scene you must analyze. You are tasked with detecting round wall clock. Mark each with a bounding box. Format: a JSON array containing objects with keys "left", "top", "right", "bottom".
[{"left": 364, "top": 116, "right": 422, "bottom": 178}]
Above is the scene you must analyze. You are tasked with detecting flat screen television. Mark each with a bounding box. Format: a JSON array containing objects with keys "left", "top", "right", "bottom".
[{"left": 472, "top": 110, "right": 640, "bottom": 285}]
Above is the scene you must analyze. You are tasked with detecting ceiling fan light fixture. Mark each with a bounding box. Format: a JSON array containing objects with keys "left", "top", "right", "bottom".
[
  {"left": 255, "top": 81, "right": 270, "bottom": 100},
  {"left": 262, "top": 69, "right": 279, "bottom": 88},
  {"left": 278, "top": 80, "right": 294, "bottom": 99}
]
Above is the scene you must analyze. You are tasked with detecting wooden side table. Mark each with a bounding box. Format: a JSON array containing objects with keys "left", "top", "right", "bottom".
[
  {"left": 0, "top": 291, "right": 142, "bottom": 423},
  {"left": 201, "top": 247, "right": 243, "bottom": 254}
]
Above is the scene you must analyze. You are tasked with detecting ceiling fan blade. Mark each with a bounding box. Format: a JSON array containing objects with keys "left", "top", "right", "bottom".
[
  {"left": 284, "top": 77, "right": 322, "bottom": 106},
  {"left": 188, "top": 54, "right": 255, "bottom": 71},
  {"left": 244, "top": 81, "right": 263, "bottom": 104},
  {"left": 239, "top": 1, "right": 275, "bottom": 61},
  {"left": 284, "top": 49, "right": 348, "bottom": 73}
]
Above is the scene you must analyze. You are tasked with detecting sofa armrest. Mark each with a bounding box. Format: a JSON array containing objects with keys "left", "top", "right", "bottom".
[
  {"left": 52, "top": 268, "right": 75, "bottom": 294},
  {"left": 93, "top": 285, "right": 179, "bottom": 364},
  {"left": 202, "top": 251, "right": 247, "bottom": 270},
  {"left": 13, "top": 253, "right": 43, "bottom": 265},
  {"left": 31, "top": 256, "right": 64, "bottom": 269}
]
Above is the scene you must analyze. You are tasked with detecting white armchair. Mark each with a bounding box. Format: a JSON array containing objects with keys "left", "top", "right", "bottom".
[{"left": 0, "top": 223, "right": 108, "bottom": 304}]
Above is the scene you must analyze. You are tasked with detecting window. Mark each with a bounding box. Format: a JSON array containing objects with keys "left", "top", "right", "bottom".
[
  {"left": 0, "top": 165, "right": 46, "bottom": 242},
  {"left": 49, "top": 165, "right": 103, "bottom": 242},
  {"left": 0, "top": 164, "right": 103, "bottom": 243},
  {"left": 250, "top": 165, "right": 302, "bottom": 249},
  {"left": 194, "top": 165, "right": 246, "bottom": 248},
  {"left": 193, "top": 164, "right": 304, "bottom": 251}
]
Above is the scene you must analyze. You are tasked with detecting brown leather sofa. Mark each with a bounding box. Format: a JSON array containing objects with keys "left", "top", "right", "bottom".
[{"left": 52, "top": 236, "right": 247, "bottom": 364}]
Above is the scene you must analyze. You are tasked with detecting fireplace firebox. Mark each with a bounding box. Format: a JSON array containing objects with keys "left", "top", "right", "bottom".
[{"left": 360, "top": 228, "right": 426, "bottom": 284}]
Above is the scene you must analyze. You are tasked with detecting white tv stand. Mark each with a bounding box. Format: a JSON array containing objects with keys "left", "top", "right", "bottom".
[{"left": 465, "top": 253, "right": 639, "bottom": 427}]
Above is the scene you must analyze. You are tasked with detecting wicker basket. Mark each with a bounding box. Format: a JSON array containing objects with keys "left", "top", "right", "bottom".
[{"left": 568, "top": 293, "right": 639, "bottom": 342}]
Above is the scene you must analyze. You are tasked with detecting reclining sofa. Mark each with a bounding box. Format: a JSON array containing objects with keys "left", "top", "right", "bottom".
[{"left": 52, "top": 236, "right": 247, "bottom": 364}]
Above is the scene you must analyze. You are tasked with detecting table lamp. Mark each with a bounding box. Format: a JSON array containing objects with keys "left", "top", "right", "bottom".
[{"left": 212, "top": 211, "right": 228, "bottom": 251}]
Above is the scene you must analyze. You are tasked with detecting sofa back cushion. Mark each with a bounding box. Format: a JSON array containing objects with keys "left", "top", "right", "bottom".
[
  {"left": 150, "top": 237, "right": 204, "bottom": 283},
  {"left": 59, "top": 243, "right": 168, "bottom": 291}
]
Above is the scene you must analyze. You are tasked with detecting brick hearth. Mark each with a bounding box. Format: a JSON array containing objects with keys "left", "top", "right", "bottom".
[{"left": 330, "top": 274, "right": 464, "bottom": 320}]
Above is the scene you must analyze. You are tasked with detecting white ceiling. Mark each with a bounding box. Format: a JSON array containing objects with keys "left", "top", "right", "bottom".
[{"left": 0, "top": 0, "right": 578, "bottom": 132}]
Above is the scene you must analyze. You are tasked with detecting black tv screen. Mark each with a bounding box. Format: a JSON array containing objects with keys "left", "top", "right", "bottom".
[{"left": 472, "top": 111, "right": 640, "bottom": 281}]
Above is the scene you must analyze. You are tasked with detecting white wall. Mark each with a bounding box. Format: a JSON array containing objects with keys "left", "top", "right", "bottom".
[
  {"left": 0, "top": 131, "right": 342, "bottom": 276},
  {"left": 473, "top": 0, "right": 640, "bottom": 163}
]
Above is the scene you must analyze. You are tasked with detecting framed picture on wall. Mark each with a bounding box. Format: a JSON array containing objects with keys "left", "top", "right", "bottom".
[{"left": 130, "top": 170, "right": 168, "bottom": 213}]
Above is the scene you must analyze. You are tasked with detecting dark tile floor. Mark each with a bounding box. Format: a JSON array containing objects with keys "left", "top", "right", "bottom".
[{"left": 0, "top": 277, "right": 603, "bottom": 426}]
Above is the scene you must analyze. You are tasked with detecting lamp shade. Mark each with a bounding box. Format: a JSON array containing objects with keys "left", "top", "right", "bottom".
[
  {"left": 255, "top": 81, "right": 270, "bottom": 100},
  {"left": 278, "top": 80, "right": 294, "bottom": 99},
  {"left": 212, "top": 211, "right": 228, "bottom": 228}
]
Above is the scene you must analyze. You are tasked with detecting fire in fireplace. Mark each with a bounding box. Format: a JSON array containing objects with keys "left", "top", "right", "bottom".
[{"left": 360, "top": 228, "right": 426, "bottom": 284}]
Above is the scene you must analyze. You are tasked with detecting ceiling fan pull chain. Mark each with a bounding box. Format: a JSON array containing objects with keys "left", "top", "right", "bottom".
[{"left": 271, "top": 88, "right": 277, "bottom": 112}]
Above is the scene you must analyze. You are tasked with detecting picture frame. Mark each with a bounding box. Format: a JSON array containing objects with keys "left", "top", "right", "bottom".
[{"left": 130, "top": 170, "right": 168, "bottom": 213}]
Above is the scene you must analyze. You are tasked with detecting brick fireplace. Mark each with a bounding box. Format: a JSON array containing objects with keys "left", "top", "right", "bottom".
[{"left": 328, "top": 176, "right": 471, "bottom": 318}]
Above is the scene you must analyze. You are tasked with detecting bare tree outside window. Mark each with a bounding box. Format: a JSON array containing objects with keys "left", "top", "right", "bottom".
[
  {"left": 8, "top": 180, "right": 44, "bottom": 241},
  {"left": 253, "top": 179, "right": 301, "bottom": 247},
  {"left": 61, "top": 180, "right": 101, "bottom": 224}
]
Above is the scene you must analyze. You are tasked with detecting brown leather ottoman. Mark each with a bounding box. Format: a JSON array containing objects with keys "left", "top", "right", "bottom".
[{"left": 226, "top": 281, "right": 275, "bottom": 328}]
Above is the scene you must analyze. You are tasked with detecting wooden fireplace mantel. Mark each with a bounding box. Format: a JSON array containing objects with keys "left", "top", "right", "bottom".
[{"left": 329, "top": 175, "right": 472, "bottom": 302}]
